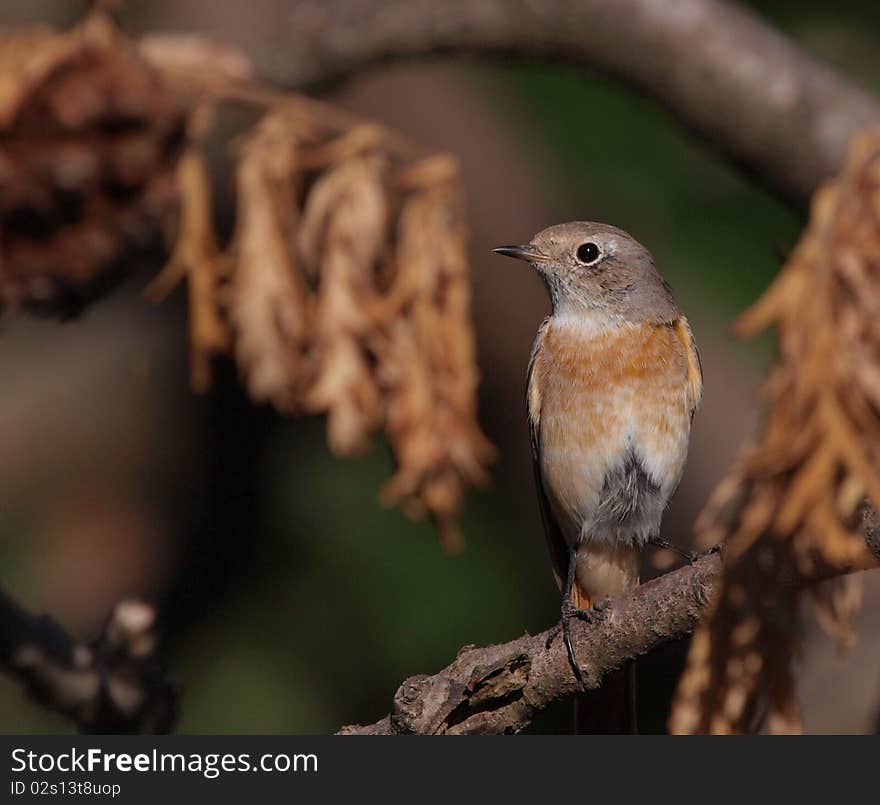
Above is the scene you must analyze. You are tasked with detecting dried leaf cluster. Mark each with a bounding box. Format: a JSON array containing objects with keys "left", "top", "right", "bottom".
[
  {"left": 670, "top": 131, "right": 880, "bottom": 734},
  {"left": 0, "top": 12, "right": 493, "bottom": 546},
  {"left": 218, "top": 116, "right": 494, "bottom": 549},
  {"left": 0, "top": 14, "right": 186, "bottom": 313}
]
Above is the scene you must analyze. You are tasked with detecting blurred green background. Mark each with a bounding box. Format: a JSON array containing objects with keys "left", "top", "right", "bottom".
[{"left": 2, "top": 1, "right": 880, "bottom": 734}]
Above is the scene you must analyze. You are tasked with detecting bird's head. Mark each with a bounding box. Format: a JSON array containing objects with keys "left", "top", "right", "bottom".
[{"left": 494, "top": 221, "right": 678, "bottom": 324}]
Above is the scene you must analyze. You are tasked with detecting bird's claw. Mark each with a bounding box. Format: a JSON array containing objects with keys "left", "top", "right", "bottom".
[
  {"left": 546, "top": 600, "right": 604, "bottom": 687},
  {"left": 648, "top": 536, "right": 698, "bottom": 563}
]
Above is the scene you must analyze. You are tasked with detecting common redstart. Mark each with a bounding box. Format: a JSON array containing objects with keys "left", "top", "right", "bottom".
[{"left": 494, "top": 222, "right": 702, "bottom": 733}]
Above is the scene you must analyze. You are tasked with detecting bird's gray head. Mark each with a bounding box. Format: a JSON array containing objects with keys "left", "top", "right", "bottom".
[{"left": 493, "top": 222, "right": 679, "bottom": 325}]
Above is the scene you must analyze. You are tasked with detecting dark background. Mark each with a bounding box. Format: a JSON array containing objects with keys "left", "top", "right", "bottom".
[{"left": 1, "top": 0, "right": 879, "bottom": 733}]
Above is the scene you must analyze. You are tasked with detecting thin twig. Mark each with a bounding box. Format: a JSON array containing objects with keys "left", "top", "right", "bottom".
[{"left": 0, "top": 590, "right": 178, "bottom": 734}]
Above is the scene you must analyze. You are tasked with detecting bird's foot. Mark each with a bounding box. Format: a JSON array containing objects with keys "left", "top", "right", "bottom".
[
  {"left": 647, "top": 536, "right": 698, "bottom": 563},
  {"left": 546, "top": 600, "right": 606, "bottom": 686}
]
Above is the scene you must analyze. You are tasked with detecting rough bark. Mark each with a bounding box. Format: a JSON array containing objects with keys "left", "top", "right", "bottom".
[
  {"left": 340, "top": 512, "right": 880, "bottom": 735},
  {"left": 339, "top": 552, "right": 722, "bottom": 734}
]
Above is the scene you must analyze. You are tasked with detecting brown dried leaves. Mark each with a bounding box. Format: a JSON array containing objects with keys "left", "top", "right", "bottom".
[
  {"left": 156, "top": 105, "right": 493, "bottom": 546},
  {"left": 379, "top": 159, "right": 493, "bottom": 548},
  {"left": 670, "top": 131, "right": 880, "bottom": 734},
  {"left": 298, "top": 146, "right": 389, "bottom": 455},
  {"left": 0, "top": 14, "right": 187, "bottom": 312},
  {"left": 145, "top": 149, "right": 230, "bottom": 392},
  {"left": 228, "top": 113, "right": 309, "bottom": 409},
  {"left": 0, "top": 13, "right": 492, "bottom": 544}
]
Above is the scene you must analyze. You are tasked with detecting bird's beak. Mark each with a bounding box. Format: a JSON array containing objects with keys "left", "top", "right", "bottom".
[{"left": 492, "top": 244, "right": 550, "bottom": 263}]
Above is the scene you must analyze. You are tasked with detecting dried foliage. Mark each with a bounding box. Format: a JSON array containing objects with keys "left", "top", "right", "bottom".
[
  {"left": 214, "top": 114, "right": 493, "bottom": 548},
  {"left": 379, "top": 158, "right": 493, "bottom": 548},
  {"left": 670, "top": 131, "right": 880, "bottom": 734},
  {"left": 297, "top": 142, "right": 390, "bottom": 456},
  {"left": 227, "top": 112, "right": 309, "bottom": 409},
  {"left": 145, "top": 149, "right": 230, "bottom": 392},
  {"left": 0, "top": 12, "right": 492, "bottom": 543},
  {"left": 0, "top": 0, "right": 497, "bottom": 711},
  {"left": 0, "top": 14, "right": 186, "bottom": 313}
]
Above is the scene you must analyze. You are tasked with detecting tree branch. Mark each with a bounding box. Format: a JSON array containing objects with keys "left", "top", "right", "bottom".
[
  {"left": 339, "top": 514, "right": 880, "bottom": 735},
  {"left": 338, "top": 552, "right": 722, "bottom": 734},
  {"left": 0, "top": 590, "right": 178, "bottom": 733},
  {"left": 283, "top": 0, "right": 880, "bottom": 207}
]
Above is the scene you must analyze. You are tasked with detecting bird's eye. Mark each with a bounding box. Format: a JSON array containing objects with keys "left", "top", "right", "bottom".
[{"left": 576, "top": 242, "right": 600, "bottom": 264}]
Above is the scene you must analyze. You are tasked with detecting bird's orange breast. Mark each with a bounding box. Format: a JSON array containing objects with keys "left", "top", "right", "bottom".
[{"left": 528, "top": 317, "right": 695, "bottom": 545}]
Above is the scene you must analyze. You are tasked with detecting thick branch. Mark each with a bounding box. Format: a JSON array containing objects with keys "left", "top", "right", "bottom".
[
  {"left": 340, "top": 517, "right": 880, "bottom": 735},
  {"left": 284, "top": 0, "right": 880, "bottom": 206},
  {"left": 0, "top": 590, "right": 178, "bottom": 733},
  {"left": 338, "top": 552, "right": 722, "bottom": 734}
]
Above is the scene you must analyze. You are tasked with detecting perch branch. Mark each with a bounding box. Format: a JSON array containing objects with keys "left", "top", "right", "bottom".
[
  {"left": 282, "top": 0, "right": 880, "bottom": 206},
  {"left": 0, "top": 589, "right": 178, "bottom": 734},
  {"left": 339, "top": 552, "right": 722, "bottom": 734},
  {"left": 340, "top": 517, "right": 880, "bottom": 734}
]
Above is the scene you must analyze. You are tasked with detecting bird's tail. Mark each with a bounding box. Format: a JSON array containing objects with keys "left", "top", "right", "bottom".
[{"left": 572, "top": 544, "right": 639, "bottom": 734}]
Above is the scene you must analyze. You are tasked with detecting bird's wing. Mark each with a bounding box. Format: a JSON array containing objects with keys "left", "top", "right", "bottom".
[
  {"left": 673, "top": 316, "right": 703, "bottom": 420},
  {"left": 527, "top": 318, "right": 569, "bottom": 589}
]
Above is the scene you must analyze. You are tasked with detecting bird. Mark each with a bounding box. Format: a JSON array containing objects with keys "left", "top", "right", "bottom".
[{"left": 494, "top": 222, "right": 702, "bottom": 733}]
